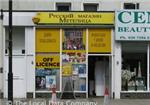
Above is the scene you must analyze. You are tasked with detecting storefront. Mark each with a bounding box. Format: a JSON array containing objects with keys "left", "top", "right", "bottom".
[
  {"left": 3, "top": 11, "right": 114, "bottom": 98},
  {"left": 116, "top": 10, "right": 150, "bottom": 98}
]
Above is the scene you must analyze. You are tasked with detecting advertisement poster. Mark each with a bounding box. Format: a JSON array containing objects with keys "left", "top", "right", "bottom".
[
  {"left": 36, "top": 69, "right": 59, "bottom": 90},
  {"left": 72, "top": 64, "right": 86, "bottom": 77},
  {"left": 62, "top": 52, "right": 86, "bottom": 64},
  {"left": 62, "top": 64, "right": 72, "bottom": 76},
  {"left": 46, "top": 75, "right": 56, "bottom": 89},
  {"left": 88, "top": 29, "right": 111, "bottom": 53},
  {"left": 36, "top": 28, "right": 60, "bottom": 52},
  {"left": 36, "top": 54, "right": 60, "bottom": 69},
  {"left": 36, "top": 76, "right": 46, "bottom": 89},
  {"left": 36, "top": 69, "right": 57, "bottom": 76},
  {"left": 62, "top": 29, "right": 86, "bottom": 50}
]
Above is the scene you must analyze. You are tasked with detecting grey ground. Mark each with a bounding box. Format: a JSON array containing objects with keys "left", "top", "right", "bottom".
[{"left": 0, "top": 98, "right": 150, "bottom": 105}]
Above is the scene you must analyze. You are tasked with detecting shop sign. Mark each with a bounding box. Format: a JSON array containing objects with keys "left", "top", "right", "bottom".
[
  {"left": 36, "top": 29, "right": 60, "bottom": 52},
  {"left": 116, "top": 10, "right": 150, "bottom": 41},
  {"left": 36, "top": 55, "right": 60, "bottom": 69},
  {"left": 88, "top": 29, "right": 111, "bottom": 53},
  {"left": 33, "top": 12, "right": 114, "bottom": 25}
]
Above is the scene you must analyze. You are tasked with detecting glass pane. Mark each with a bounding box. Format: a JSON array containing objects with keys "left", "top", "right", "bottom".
[
  {"left": 122, "top": 42, "right": 147, "bottom": 91},
  {"left": 84, "top": 4, "right": 98, "bottom": 11},
  {"left": 35, "top": 28, "right": 60, "bottom": 91},
  {"left": 35, "top": 54, "right": 60, "bottom": 91},
  {"left": 62, "top": 29, "right": 87, "bottom": 92},
  {"left": 5, "top": 27, "right": 25, "bottom": 54},
  {"left": 36, "top": 69, "right": 60, "bottom": 91},
  {"left": 62, "top": 29, "right": 86, "bottom": 50}
]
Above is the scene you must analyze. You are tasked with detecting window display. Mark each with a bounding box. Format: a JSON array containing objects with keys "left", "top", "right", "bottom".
[
  {"left": 62, "top": 29, "right": 87, "bottom": 92},
  {"left": 36, "top": 69, "right": 60, "bottom": 91},
  {"left": 62, "top": 52, "right": 86, "bottom": 63},
  {"left": 63, "top": 29, "right": 85, "bottom": 50},
  {"left": 35, "top": 54, "right": 60, "bottom": 91},
  {"left": 35, "top": 28, "right": 60, "bottom": 91},
  {"left": 121, "top": 43, "right": 147, "bottom": 91},
  {"left": 72, "top": 64, "right": 86, "bottom": 91}
]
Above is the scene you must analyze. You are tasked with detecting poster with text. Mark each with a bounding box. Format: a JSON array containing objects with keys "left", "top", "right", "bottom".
[
  {"left": 36, "top": 28, "right": 60, "bottom": 52},
  {"left": 88, "top": 29, "right": 111, "bottom": 53}
]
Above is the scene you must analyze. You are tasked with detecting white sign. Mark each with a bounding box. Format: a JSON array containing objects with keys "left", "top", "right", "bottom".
[{"left": 115, "top": 10, "right": 150, "bottom": 41}]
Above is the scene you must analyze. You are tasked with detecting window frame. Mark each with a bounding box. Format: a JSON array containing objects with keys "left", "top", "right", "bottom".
[
  {"left": 56, "top": 3, "right": 71, "bottom": 11},
  {"left": 83, "top": 3, "right": 98, "bottom": 11},
  {"left": 123, "top": 3, "right": 139, "bottom": 9}
]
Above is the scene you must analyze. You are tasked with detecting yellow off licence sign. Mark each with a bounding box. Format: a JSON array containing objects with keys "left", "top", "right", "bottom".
[{"left": 36, "top": 55, "right": 60, "bottom": 69}]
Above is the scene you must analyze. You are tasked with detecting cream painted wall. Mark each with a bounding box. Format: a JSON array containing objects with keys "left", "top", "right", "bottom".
[
  {"left": 1, "top": 0, "right": 150, "bottom": 10},
  {"left": 0, "top": 17, "right": 3, "bottom": 95}
]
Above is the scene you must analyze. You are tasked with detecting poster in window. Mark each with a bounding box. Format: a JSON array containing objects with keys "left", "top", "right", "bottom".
[
  {"left": 36, "top": 76, "right": 46, "bottom": 90},
  {"left": 36, "top": 28, "right": 60, "bottom": 53},
  {"left": 88, "top": 29, "right": 111, "bottom": 53},
  {"left": 46, "top": 75, "right": 56, "bottom": 89},
  {"left": 62, "top": 29, "right": 86, "bottom": 51},
  {"left": 62, "top": 52, "right": 86, "bottom": 64}
]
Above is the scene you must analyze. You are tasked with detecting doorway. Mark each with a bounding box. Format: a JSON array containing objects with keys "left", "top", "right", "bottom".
[{"left": 88, "top": 56, "right": 111, "bottom": 97}]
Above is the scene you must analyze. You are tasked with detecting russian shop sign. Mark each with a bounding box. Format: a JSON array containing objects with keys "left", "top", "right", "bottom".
[
  {"left": 116, "top": 10, "right": 150, "bottom": 41},
  {"left": 33, "top": 12, "right": 114, "bottom": 25}
]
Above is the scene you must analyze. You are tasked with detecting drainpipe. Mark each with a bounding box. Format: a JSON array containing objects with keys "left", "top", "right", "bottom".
[{"left": 8, "top": 0, "right": 13, "bottom": 103}]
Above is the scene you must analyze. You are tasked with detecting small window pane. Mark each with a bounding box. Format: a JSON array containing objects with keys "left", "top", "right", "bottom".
[
  {"left": 124, "top": 3, "right": 139, "bottom": 9},
  {"left": 56, "top": 3, "right": 71, "bottom": 11},
  {"left": 84, "top": 4, "right": 98, "bottom": 11},
  {"left": 57, "top": 6, "right": 70, "bottom": 11}
]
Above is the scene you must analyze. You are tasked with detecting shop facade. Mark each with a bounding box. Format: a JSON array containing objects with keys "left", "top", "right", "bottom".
[
  {"left": 2, "top": 11, "right": 118, "bottom": 98},
  {"left": 116, "top": 10, "right": 150, "bottom": 98}
]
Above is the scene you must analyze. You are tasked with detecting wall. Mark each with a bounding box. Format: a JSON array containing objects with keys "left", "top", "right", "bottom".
[
  {"left": 3, "top": 26, "right": 35, "bottom": 98},
  {"left": 0, "top": 12, "right": 3, "bottom": 98},
  {"left": 0, "top": 0, "right": 120, "bottom": 10},
  {"left": 114, "top": 42, "right": 121, "bottom": 99},
  {"left": 25, "top": 27, "right": 35, "bottom": 97},
  {"left": 1, "top": 0, "right": 150, "bottom": 11}
]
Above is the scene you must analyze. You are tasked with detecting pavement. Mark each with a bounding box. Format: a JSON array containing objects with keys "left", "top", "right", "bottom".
[{"left": 0, "top": 98, "right": 150, "bottom": 105}]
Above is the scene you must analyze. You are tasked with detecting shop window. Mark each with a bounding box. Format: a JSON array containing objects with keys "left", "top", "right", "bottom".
[
  {"left": 121, "top": 42, "right": 147, "bottom": 91},
  {"left": 84, "top": 4, "right": 98, "bottom": 11},
  {"left": 62, "top": 29, "right": 87, "bottom": 92},
  {"left": 35, "top": 28, "right": 60, "bottom": 91},
  {"left": 5, "top": 27, "right": 25, "bottom": 55},
  {"left": 56, "top": 3, "right": 71, "bottom": 11},
  {"left": 124, "top": 3, "right": 139, "bottom": 9}
]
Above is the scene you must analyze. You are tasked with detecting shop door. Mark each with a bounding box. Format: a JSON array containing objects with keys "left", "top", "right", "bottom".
[{"left": 88, "top": 56, "right": 111, "bottom": 97}]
